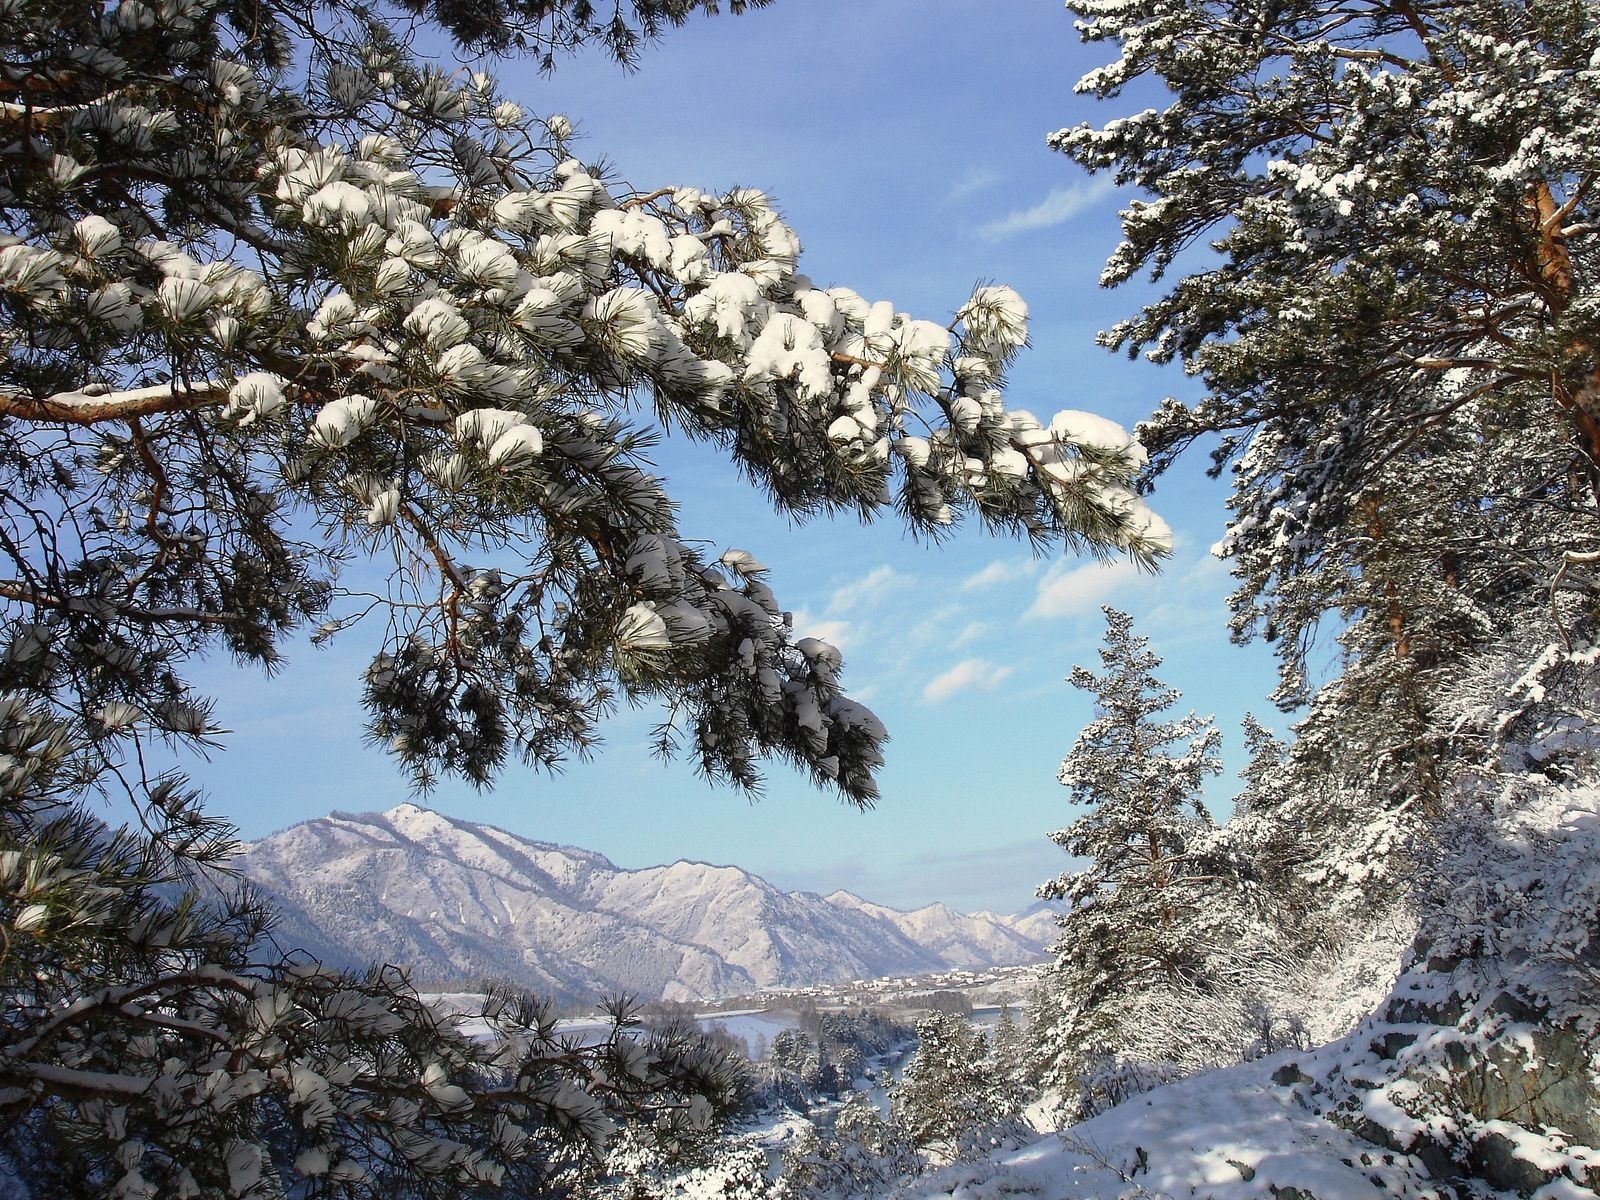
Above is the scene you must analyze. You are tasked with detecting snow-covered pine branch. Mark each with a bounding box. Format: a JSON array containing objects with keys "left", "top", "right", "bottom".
[
  {"left": 0, "top": 0, "right": 1167, "bottom": 807},
  {"left": 0, "top": 1, "right": 1171, "bottom": 1195}
]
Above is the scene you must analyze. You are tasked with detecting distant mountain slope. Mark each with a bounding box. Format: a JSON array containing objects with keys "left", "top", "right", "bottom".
[
  {"left": 824, "top": 891, "right": 1048, "bottom": 969},
  {"left": 237, "top": 804, "right": 1048, "bottom": 1002}
]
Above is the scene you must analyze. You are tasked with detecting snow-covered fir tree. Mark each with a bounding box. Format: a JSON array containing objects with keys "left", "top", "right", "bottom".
[
  {"left": 577, "top": 1120, "right": 771, "bottom": 1200},
  {"left": 1035, "top": 608, "right": 1239, "bottom": 1111},
  {"left": 987, "top": 1004, "right": 1033, "bottom": 1103},
  {"left": 0, "top": 1, "right": 1175, "bottom": 1195},
  {"left": 773, "top": 1094, "right": 919, "bottom": 1200}
]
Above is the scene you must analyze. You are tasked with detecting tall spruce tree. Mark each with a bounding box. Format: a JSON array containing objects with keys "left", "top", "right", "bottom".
[
  {"left": 774, "top": 1094, "right": 919, "bottom": 1200},
  {"left": 1036, "top": 608, "right": 1227, "bottom": 1103},
  {"left": 0, "top": 1, "right": 1176, "bottom": 1195}
]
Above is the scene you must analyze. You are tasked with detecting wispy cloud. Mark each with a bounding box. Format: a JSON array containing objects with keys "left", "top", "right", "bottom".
[
  {"left": 1139, "top": 552, "right": 1232, "bottom": 644},
  {"left": 945, "top": 166, "right": 1002, "bottom": 205},
  {"left": 979, "top": 177, "right": 1117, "bottom": 241},
  {"left": 906, "top": 604, "right": 973, "bottom": 650},
  {"left": 951, "top": 621, "right": 988, "bottom": 650},
  {"left": 962, "top": 558, "right": 1039, "bottom": 591},
  {"left": 790, "top": 610, "right": 855, "bottom": 653},
  {"left": 1027, "top": 558, "right": 1139, "bottom": 619},
  {"left": 922, "top": 658, "right": 1014, "bottom": 704},
  {"left": 827, "top": 564, "right": 900, "bottom": 614}
]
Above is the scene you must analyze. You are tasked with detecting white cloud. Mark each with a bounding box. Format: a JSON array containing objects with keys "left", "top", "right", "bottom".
[
  {"left": 978, "top": 177, "right": 1117, "bottom": 241},
  {"left": 1139, "top": 552, "right": 1232, "bottom": 642},
  {"left": 1027, "top": 558, "right": 1139, "bottom": 619},
  {"left": 790, "top": 611, "right": 854, "bottom": 653},
  {"left": 950, "top": 621, "right": 988, "bottom": 650},
  {"left": 827, "top": 564, "right": 899, "bottom": 614},
  {"left": 907, "top": 604, "right": 971, "bottom": 649},
  {"left": 922, "top": 658, "right": 1014, "bottom": 704},
  {"left": 962, "top": 558, "right": 1038, "bottom": 591},
  {"left": 946, "top": 166, "right": 1002, "bottom": 205}
]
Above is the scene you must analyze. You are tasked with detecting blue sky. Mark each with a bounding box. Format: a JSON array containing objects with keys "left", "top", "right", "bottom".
[{"left": 185, "top": 0, "right": 1286, "bottom": 914}]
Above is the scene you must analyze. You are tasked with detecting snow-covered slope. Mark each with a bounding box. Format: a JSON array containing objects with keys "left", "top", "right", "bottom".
[
  {"left": 825, "top": 891, "right": 1046, "bottom": 969},
  {"left": 238, "top": 804, "right": 1049, "bottom": 1002},
  {"left": 909, "top": 1052, "right": 1439, "bottom": 1200},
  {"left": 984, "top": 899, "right": 1063, "bottom": 948}
]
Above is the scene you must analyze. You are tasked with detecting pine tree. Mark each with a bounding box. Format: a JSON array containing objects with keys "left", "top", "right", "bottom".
[
  {"left": 1041, "top": 12, "right": 1600, "bottom": 1178},
  {"left": 1054, "top": 0, "right": 1600, "bottom": 897},
  {"left": 979, "top": 1003, "right": 1036, "bottom": 1125},
  {"left": 1035, "top": 608, "right": 1228, "bottom": 1104},
  {"left": 893, "top": 1011, "right": 1024, "bottom": 1162},
  {"left": 773, "top": 1095, "right": 918, "bottom": 1200},
  {"left": 1234, "top": 714, "right": 1286, "bottom": 822},
  {"left": 0, "top": 1, "right": 1173, "bottom": 1195},
  {"left": 892, "top": 1011, "right": 975, "bottom": 1158},
  {"left": 988, "top": 1004, "right": 1031, "bottom": 1098}
]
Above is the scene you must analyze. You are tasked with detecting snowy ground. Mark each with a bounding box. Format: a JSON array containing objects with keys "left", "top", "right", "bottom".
[
  {"left": 697, "top": 1008, "right": 808, "bottom": 1057},
  {"left": 906, "top": 1052, "right": 1438, "bottom": 1200}
]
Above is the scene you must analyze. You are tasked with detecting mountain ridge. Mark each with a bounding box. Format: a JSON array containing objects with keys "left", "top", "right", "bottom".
[{"left": 237, "top": 804, "right": 1050, "bottom": 1002}]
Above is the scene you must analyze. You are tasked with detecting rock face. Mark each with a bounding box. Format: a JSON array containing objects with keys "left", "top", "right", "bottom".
[
  {"left": 1318, "top": 949, "right": 1600, "bottom": 1196},
  {"left": 238, "top": 804, "right": 1049, "bottom": 1002}
]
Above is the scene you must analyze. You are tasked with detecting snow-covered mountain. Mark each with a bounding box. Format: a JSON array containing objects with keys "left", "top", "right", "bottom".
[
  {"left": 823, "top": 891, "right": 1048, "bottom": 969},
  {"left": 237, "top": 804, "right": 1049, "bottom": 1002}
]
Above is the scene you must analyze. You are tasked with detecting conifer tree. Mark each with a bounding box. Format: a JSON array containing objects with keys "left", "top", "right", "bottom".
[
  {"left": 968, "top": 1003, "right": 1034, "bottom": 1126},
  {"left": 891, "top": 1012, "right": 995, "bottom": 1161},
  {"left": 1036, "top": 608, "right": 1227, "bottom": 1103},
  {"left": 988, "top": 1004, "right": 1032, "bottom": 1103},
  {"left": 774, "top": 1095, "right": 918, "bottom": 1200},
  {"left": 1234, "top": 714, "right": 1286, "bottom": 820},
  {"left": 0, "top": 1, "right": 1172, "bottom": 1195},
  {"left": 1054, "top": 0, "right": 1600, "bottom": 902}
]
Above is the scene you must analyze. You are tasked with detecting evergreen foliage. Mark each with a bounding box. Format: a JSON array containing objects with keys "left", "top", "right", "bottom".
[
  {"left": 1054, "top": 0, "right": 1600, "bottom": 909},
  {"left": 1036, "top": 608, "right": 1235, "bottom": 1105},
  {"left": 0, "top": 0, "right": 1167, "bottom": 1195},
  {"left": 576, "top": 1119, "right": 771, "bottom": 1200},
  {"left": 773, "top": 1095, "right": 919, "bottom": 1200},
  {"left": 891, "top": 1011, "right": 1026, "bottom": 1163}
]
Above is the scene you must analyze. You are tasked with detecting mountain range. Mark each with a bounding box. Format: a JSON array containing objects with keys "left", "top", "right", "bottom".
[{"left": 237, "top": 804, "right": 1054, "bottom": 1002}]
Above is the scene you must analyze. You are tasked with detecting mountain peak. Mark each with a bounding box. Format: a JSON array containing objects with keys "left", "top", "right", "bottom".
[
  {"left": 383, "top": 801, "right": 445, "bottom": 828},
  {"left": 237, "top": 808, "right": 1051, "bottom": 1002},
  {"left": 386, "top": 801, "right": 428, "bottom": 817}
]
